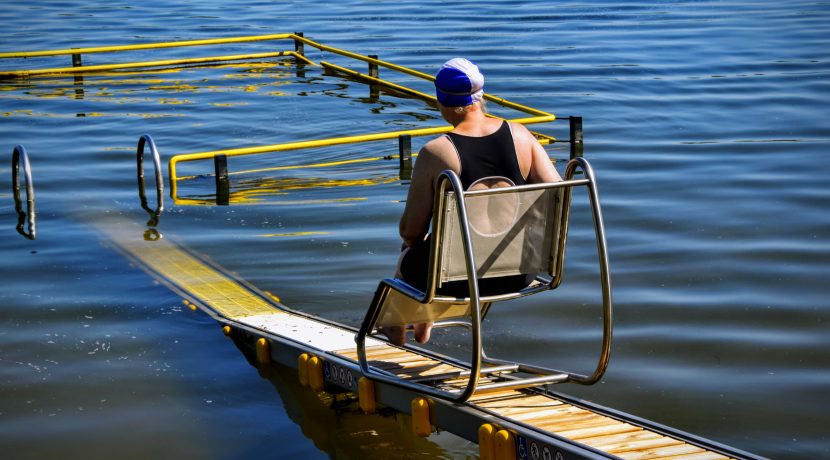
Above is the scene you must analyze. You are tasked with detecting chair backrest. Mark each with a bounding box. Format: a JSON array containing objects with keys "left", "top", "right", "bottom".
[
  {"left": 438, "top": 186, "right": 562, "bottom": 284},
  {"left": 424, "top": 171, "right": 571, "bottom": 297}
]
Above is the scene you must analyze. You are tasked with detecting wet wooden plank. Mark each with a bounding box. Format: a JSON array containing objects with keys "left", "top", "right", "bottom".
[
  {"left": 335, "top": 345, "right": 409, "bottom": 361},
  {"left": 486, "top": 402, "right": 572, "bottom": 420},
  {"left": 557, "top": 422, "right": 643, "bottom": 441},
  {"left": 618, "top": 443, "right": 705, "bottom": 460},
  {"left": 336, "top": 346, "right": 733, "bottom": 460},
  {"left": 668, "top": 452, "right": 732, "bottom": 460},
  {"left": 364, "top": 349, "right": 418, "bottom": 361},
  {"left": 383, "top": 356, "right": 440, "bottom": 367},
  {"left": 442, "top": 376, "right": 497, "bottom": 388},
  {"left": 368, "top": 359, "right": 424, "bottom": 371},
  {"left": 476, "top": 394, "right": 557, "bottom": 409},
  {"left": 580, "top": 429, "right": 668, "bottom": 450},
  {"left": 533, "top": 411, "right": 612, "bottom": 431},
  {"left": 604, "top": 434, "right": 687, "bottom": 455},
  {"left": 388, "top": 359, "right": 450, "bottom": 373},
  {"left": 534, "top": 413, "right": 618, "bottom": 434},
  {"left": 467, "top": 389, "right": 523, "bottom": 403},
  {"left": 399, "top": 363, "right": 463, "bottom": 378},
  {"left": 506, "top": 403, "right": 584, "bottom": 421}
]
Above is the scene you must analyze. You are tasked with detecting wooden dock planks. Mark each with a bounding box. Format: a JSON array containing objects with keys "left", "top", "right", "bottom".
[{"left": 334, "top": 343, "right": 733, "bottom": 460}]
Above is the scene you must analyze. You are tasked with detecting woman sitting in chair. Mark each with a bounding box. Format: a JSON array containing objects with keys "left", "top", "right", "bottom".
[{"left": 387, "top": 58, "right": 563, "bottom": 346}]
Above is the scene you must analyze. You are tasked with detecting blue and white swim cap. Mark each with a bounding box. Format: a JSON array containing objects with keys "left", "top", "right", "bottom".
[{"left": 434, "top": 58, "right": 485, "bottom": 107}]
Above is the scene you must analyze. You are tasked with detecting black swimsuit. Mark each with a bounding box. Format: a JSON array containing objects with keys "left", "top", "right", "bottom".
[
  {"left": 400, "top": 121, "right": 533, "bottom": 296},
  {"left": 449, "top": 121, "right": 526, "bottom": 189}
]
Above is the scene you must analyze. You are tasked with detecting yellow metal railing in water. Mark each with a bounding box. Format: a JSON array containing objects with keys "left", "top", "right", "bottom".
[
  {"left": 167, "top": 116, "right": 555, "bottom": 200},
  {"left": 1, "top": 33, "right": 560, "bottom": 203}
]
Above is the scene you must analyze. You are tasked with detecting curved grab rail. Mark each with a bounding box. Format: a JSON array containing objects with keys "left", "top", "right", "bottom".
[
  {"left": 12, "top": 145, "right": 36, "bottom": 240},
  {"left": 563, "top": 156, "right": 613, "bottom": 385},
  {"left": 137, "top": 134, "right": 164, "bottom": 215}
]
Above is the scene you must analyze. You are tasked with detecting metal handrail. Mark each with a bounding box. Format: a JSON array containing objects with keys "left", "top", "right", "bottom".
[
  {"left": 564, "top": 157, "right": 613, "bottom": 384},
  {"left": 2, "top": 33, "right": 561, "bottom": 204},
  {"left": 137, "top": 134, "right": 164, "bottom": 215},
  {"left": 167, "top": 114, "right": 555, "bottom": 199},
  {"left": 0, "top": 34, "right": 296, "bottom": 59},
  {"left": 0, "top": 51, "right": 311, "bottom": 78},
  {"left": 0, "top": 32, "right": 552, "bottom": 119},
  {"left": 12, "top": 145, "right": 36, "bottom": 240}
]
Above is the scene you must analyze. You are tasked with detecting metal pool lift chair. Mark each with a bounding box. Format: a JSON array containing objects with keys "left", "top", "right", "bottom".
[{"left": 355, "top": 157, "right": 612, "bottom": 403}]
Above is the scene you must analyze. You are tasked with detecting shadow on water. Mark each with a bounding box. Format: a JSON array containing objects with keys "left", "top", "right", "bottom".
[{"left": 227, "top": 335, "right": 475, "bottom": 459}]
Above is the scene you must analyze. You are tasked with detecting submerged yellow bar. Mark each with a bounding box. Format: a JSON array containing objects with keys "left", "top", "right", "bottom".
[
  {"left": 304, "top": 37, "right": 551, "bottom": 117},
  {"left": 321, "top": 61, "right": 557, "bottom": 139},
  {"left": 1, "top": 32, "right": 561, "bottom": 201},
  {"left": 1, "top": 33, "right": 550, "bottom": 117},
  {"left": 0, "top": 51, "right": 310, "bottom": 78},
  {"left": 296, "top": 35, "right": 435, "bottom": 82},
  {"left": 168, "top": 115, "right": 555, "bottom": 197},
  {"left": 321, "top": 61, "right": 435, "bottom": 101},
  {"left": 1, "top": 32, "right": 550, "bottom": 116},
  {"left": 0, "top": 33, "right": 295, "bottom": 58}
]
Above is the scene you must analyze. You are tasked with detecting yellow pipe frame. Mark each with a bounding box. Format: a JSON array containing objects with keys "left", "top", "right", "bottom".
[
  {"left": 320, "top": 61, "right": 556, "bottom": 145},
  {"left": 168, "top": 114, "right": 555, "bottom": 198},
  {"left": 321, "top": 61, "right": 436, "bottom": 102},
  {"left": 0, "top": 33, "right": 295, "bottom": 58},
  {"left": 1, "top": 33, "right": 560, "bottom": 201},
  {"left": 2, "top": 33, "right": 551, "bottom": 119},
  {"left": 0, "top": 51, "right": 310, "bottom": 78}
]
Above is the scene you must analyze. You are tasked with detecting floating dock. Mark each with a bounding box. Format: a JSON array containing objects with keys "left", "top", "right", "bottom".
[{"left": 98, "top": 217, "right": 762, "bottom": 460}]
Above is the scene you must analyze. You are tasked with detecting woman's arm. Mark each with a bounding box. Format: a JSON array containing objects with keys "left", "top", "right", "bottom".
[
  {"left": 528, "top": 138, "right": 563, "bottom": 184},
  {"left": 399, "top": 138, "right": 459, "bottom": 247}
]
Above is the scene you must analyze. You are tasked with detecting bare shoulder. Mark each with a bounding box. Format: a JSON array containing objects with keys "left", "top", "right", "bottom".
[
  {"left": 419, "top": 135, "right": 460, "bottom": 170},
  {"left": 422, "top": 135, "right": 454, "bottom": 156},
  {"left": 508, "top": 121, "right": 535, "bottom": 143},
  {"left": 508, "top": 121, "right": 562, "bottom": 183}
]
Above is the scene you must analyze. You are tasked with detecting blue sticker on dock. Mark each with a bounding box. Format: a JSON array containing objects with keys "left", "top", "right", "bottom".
[
  {"left": 517, "top": 435, "right": 528, "bottom": 459},
  {"left": 517, "top": 435, "right": 561, "bottom": 460},
  {"left": 323, "top": 360, "right": 355, "bottom": 391}
]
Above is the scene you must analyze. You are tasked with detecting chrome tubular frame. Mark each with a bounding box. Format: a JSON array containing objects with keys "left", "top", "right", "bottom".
[
  {"left": 137, "top": 134, "right": 164, "bottom": 214},
  {"left": 12, "top": 145, "right": 36, "bottom": 240},
  {"left": 356, "top": 157, "right": 613, "bottom": 403}
]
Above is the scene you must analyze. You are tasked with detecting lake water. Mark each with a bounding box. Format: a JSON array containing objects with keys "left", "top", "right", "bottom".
[{"left": 1, "top": 1, "right": 828, "bottom": 459}]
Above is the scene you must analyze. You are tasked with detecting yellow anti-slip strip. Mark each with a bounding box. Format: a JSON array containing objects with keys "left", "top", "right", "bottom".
[
  {"left": 97, "top": 215, "right": 382, "bottom": 353},
  {"left": 97, "top": 217, "right": 279, "bottom": 319}
]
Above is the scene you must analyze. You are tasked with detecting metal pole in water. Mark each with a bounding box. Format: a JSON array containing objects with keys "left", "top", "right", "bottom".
[
  {"left": 399, "top": 134, "right": 412, "bottom": 180},
  {"left": 214, "top": 154, "right": 229, "bottom": 206},
  {"left": 293, "top": 32, "right": 304, "bottom": 56},
  {"left": 368, "top": 54, "right": 380, "bottom": 100},
  {"left": 71, "top": 48, "right": 84, "bottom": 99},
  {"left": 569, "top": 116, "right": 583, "bottom": 159}
]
